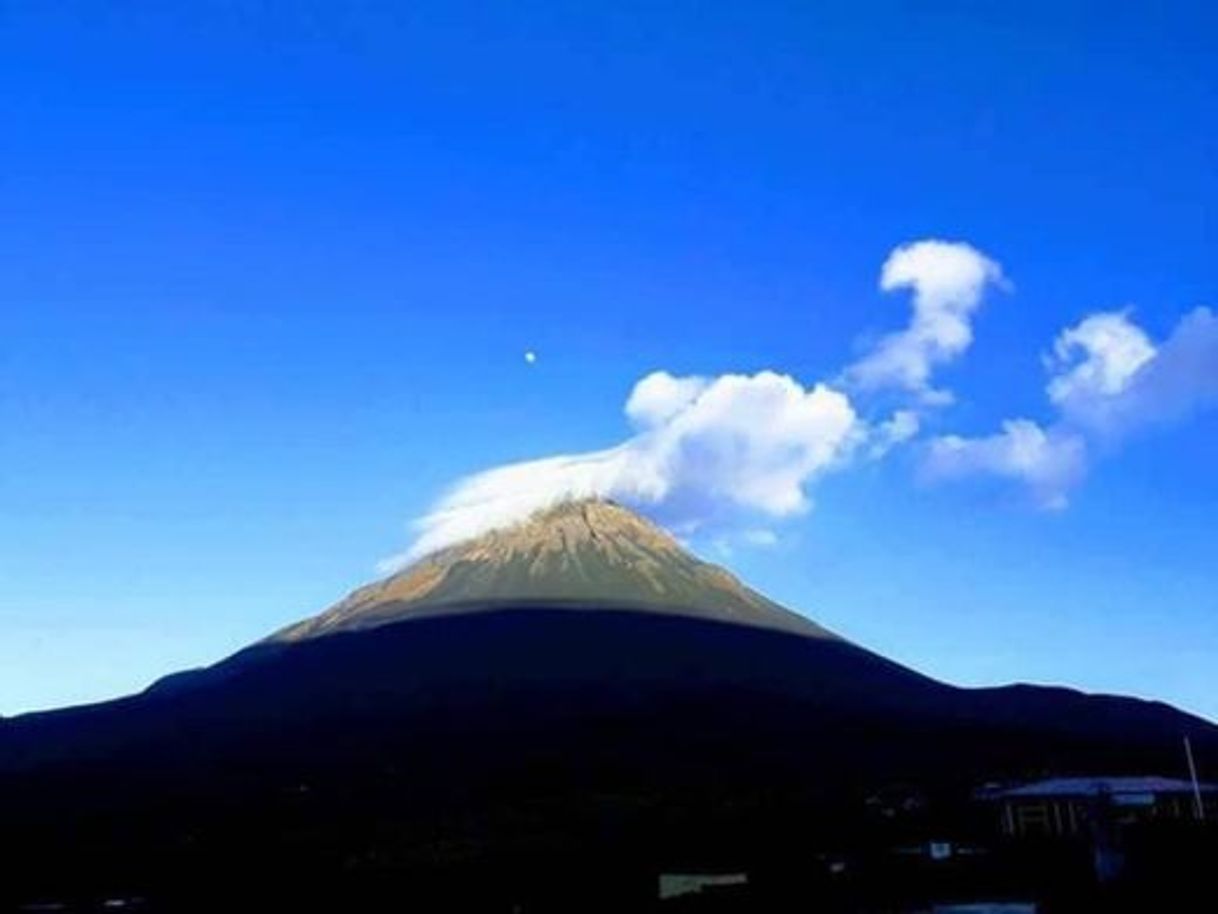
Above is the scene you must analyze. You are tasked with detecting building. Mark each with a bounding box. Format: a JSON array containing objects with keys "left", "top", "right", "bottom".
[{"left": 980, "top": 776, "right": 1216, "bottom": 839}]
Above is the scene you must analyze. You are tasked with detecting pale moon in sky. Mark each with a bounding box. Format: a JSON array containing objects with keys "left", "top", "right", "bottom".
[{"left": 524, "top": 350, "right": 537, "bottom": 364}]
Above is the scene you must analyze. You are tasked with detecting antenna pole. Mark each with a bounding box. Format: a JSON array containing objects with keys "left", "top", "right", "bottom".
[{"left": 1185, "top": 736, "right": 1205, "bottom": 821}]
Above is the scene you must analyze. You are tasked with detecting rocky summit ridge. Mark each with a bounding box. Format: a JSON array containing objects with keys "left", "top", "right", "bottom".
[{"left": 271, "top": 499, "right": 830, "bottom": 641}]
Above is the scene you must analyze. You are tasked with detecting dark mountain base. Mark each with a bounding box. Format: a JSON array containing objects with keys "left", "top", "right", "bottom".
[{"left": 2, "top": 609, "right": 1215, "bottom": 912}]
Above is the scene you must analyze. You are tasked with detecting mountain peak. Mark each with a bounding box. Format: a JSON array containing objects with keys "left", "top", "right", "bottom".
[{"left": 271, "top": 498, "right": 831, "bottom": 642}]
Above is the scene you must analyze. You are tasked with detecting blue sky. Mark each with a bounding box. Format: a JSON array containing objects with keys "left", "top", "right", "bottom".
[{"left": 2, "top": 2, "right": 1216, "bottom": 719}]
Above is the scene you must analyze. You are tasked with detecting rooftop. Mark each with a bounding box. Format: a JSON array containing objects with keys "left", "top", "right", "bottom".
[{"left": 981, "top": 776, "right": 1217, "bottom": 800}]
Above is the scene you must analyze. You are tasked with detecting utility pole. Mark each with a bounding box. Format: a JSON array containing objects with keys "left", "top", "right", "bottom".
[{"left": 1184, "top": 736, "right": 1205, "bottom": 821}]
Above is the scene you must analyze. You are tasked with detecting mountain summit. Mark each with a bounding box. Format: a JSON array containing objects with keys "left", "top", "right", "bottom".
[{"left": 273, "top": 499, "right": 830, "bottom": 642}]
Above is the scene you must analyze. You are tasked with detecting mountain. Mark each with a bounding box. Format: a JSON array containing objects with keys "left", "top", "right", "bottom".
[
  {"left": 1, "top": 499, "right": 1215, "bottom": 910},
  {"left": 272, "top": 499, "right": 830, "bottom": 641}
]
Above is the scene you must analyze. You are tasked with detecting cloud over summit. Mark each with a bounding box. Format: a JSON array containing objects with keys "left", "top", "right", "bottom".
[{"left": 393, "top": 370, "right": 861, "bottom": 565}]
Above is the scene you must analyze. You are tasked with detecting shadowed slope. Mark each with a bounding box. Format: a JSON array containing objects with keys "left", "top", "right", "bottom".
[{"left": 2, "top": 608, "right": 1214, "bottom": 911}]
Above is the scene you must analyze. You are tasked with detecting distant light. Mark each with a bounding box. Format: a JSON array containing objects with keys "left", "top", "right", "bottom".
[{"left": 524, "top": 351, "right": 537, "bottom": 364}]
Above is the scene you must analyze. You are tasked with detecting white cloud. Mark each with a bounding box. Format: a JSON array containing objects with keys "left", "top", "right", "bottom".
[
  {"left": 1048, "top": 307, "right": 1218, "bottom": 436},
  {"left": 378, "top": 446, "right": 645, "bottom": 572},
  {"left": 624, "top": 371, "right": 709, "bottom": 428},
  {"left": 924, "top": 306, "right": 1218, "bottom": 507},
  {"left": 741, "top": 528, "right": 780, "bottom": 547},
  {"left": 1046, "top": 310, "right": 1156, "bottom": 423},
  {"left": 846, "top": 239, "right": 1007, "bottom": 403},
  {"left": 389, "top": 370, "right": 861, "bottom": 565},
  {"left": 868, "top": 409, "right": 921, "bottom": 458},
  {"left": 1131, "top": 306, "right": 1218, "bottom": 421},
  {"left": 924, "top": 419, "right": 1087, "bottom": 510},
  {"left": 390, "top": 240, "right": 1215, "bottom": 561}
]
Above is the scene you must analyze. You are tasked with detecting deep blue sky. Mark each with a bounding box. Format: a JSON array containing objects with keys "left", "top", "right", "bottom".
[{"left": 2, "top": 2, "right": 1216, "bottom": 718}]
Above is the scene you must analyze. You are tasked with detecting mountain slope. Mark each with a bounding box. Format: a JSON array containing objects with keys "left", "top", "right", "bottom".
[
  {"left": 272, "top": 499, "right": 829, "bottom": 641},
  {"left": 3, "top": 606, "right": 1214, "bottom": 910},
  {"left": 2, "top": 499, "right": 1216, "bottom": 909}
]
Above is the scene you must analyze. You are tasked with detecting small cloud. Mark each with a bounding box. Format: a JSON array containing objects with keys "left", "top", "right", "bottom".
[
  {"left": 921, "top": 306, "right": 1218, "bottom": 508},
  {"left": 524, "top": 350, "right": 538, "bottom": 364},
  {"left": 868, "top": 409, "right": 921, "bottom": 459},
  {"left": 700, "top": 528, "right": 777, "bottom": 559},
  {"left": 845, "top": 239, "right": 1007, "bottom": 403},
  {"left": 924, "top": 419, "right": 1087, "bottom": 510},
  {"left": 1048, "top": 307, "right": 1218, "bottom": 436},
  {"left": 741, "top": 528, "right": 779, "bottom": 547},
  {"left": 1046, "top": 310, "right": 1156, "bottom": 423}
]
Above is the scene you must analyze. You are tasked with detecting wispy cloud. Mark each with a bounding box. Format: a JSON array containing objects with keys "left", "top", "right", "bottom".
[
  {"left": 868, "top": 409, "right": 921, "bottom": 459},
  {"left": 845, "top": 239, "right": 1008, "bottom": 404},
  {"left": 923, "top": 307, "right": 1218, "bottom": 507},
  {"left": 924, "top": 420, "right": 1087, "bottom": 510},
  {"left": 1046, "top": 310, "right": 1157, "bottom": 425},
  {"left": 1049, "top": 307, "right": 1218, "bottom": 436}
]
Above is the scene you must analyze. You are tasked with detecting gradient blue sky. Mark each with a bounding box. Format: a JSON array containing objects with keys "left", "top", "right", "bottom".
[{"left": 2, "top": 2, "right": 1216, "bottom": 719}]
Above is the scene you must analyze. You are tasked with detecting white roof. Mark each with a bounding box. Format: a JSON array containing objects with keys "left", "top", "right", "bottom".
[{"left": 984, "top": 776, "right": 1217, "bottom": 799}]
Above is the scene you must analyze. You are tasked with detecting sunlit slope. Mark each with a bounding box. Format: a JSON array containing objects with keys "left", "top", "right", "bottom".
[{"left": 273, "top": 499, "right": 829, "bottom": 641}]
